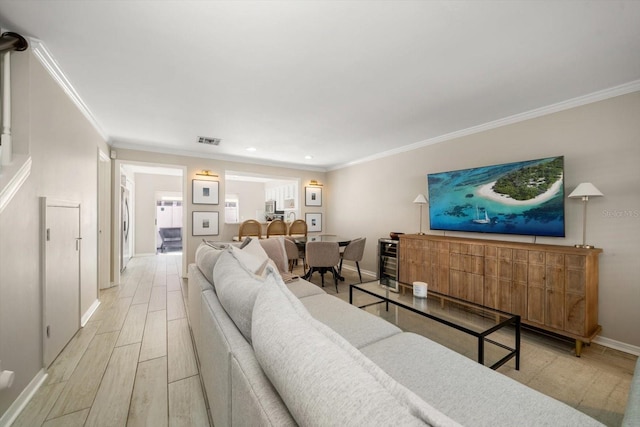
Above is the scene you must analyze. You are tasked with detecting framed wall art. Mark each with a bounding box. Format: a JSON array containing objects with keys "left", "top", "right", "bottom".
[
  {"left": 193, "top": 211, "right": 219, "bottom": 236},
  {"left": 306, "top": 212, "right": 322, "bottom": 232},
  {"left": 305, "top": 186, "right": 322, "bottom": 206},
  {"left": 193, "top": 179, "right": 219, "bottom": 205}
]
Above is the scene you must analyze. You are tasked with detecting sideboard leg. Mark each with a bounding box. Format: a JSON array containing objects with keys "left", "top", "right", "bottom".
[{"left": 575, "top": 340, "right": 583, "bottom": 357}]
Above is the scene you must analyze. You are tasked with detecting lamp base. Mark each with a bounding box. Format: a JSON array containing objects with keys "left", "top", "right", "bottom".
[{"left": 574, "top": 244, "right": 595, "bottom": 249}]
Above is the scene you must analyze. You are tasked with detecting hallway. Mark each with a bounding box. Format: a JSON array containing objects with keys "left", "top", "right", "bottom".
[{"left": 12, "top": 253, "right": 210, "bottom": 426}]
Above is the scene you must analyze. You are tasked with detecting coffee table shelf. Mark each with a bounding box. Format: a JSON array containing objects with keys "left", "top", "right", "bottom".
[{"left": 350, "top": 279, "right": 520, "bottom": 370}]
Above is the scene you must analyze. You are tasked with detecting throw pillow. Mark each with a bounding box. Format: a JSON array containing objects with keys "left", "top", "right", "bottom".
[
  {"left": 230, "top": 239, "right": 270, "bottom": 274},
  {"left": 259, "top": 237, "right": 288, "bottom": 273}
]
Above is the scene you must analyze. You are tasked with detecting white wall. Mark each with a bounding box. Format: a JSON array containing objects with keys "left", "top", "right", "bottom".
[
  {"left": 327, "top": 91, "right": 640, "bottom": 348},
  {"left": 0, "top": 50, "right": 108, "bottom": 417},
  {"left": 225, "top": 180, "right": 266, "bottom": 222}
]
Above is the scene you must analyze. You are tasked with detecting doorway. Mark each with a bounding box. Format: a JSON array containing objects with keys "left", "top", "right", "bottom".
[{"left": 112, "top": 160, "right": 186, "bottom": 285}]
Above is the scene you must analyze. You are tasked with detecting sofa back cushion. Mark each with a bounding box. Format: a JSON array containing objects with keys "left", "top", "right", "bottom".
[
  {"left": 213, "top": 249, "right": 280, "bottom": 343},
  {"left": 195, "top": 242, "right": 225, "bottom": 285},
  {"left": 252, "top": 279, "right": 460, "bottom": 427}
]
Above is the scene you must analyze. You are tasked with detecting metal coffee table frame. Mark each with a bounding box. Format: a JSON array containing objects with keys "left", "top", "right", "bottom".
[{"left": 350, "top": 279, "right": 520, "bottom": 370}]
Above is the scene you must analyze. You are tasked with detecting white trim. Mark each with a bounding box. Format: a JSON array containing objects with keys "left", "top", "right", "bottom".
[
  {"left": 593, "top": 336, "right": 640, "bottom": 356},
  {"left": 111, "top": 139, "right": 326, "bottom": 172},
  {"left": 0, "top": 155, "right": 31, "bottom": 214},
  {"left": 29, "top": 38, "right": 108, "bottom": 142},
  {"left": 0, "top": 369, "right": 48, "bottom": 427},
  {"left": 331, "top": 80, "right": 640, "bottom": 171},
  {"left": 81, "top": 299, "right": 101, "bottom": 327}
]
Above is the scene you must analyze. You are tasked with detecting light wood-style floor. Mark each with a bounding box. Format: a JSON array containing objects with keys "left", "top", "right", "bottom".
[
  {"left": 12, "top": 253, "right": 210, "bottom": 427},
  {"left": 12, "top": 253, "right": 637, "bottom": 426}
]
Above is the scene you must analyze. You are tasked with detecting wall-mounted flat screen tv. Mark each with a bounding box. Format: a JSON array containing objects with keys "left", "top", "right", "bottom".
[{"left": 427, "top": 156, "right": 565, "bottom": 237}]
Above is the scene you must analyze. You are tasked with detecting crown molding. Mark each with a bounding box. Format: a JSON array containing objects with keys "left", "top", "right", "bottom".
[
  {"left": 110, "top": 139, "right": 327, "bottom": 173},
  {"left": 331, "top": 80, "right": 640, "bottom": 171},
  {"left": 29, "top": 38, "right": 108, "bottom": 142}
]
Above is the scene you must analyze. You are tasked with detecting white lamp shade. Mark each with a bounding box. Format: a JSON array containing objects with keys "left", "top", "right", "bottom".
[
  {"left": 568, "top": 183, "right": 603, "bottom": 198},
  {"left": 413, "top": 194, "right": 428, "bottom": 204}
]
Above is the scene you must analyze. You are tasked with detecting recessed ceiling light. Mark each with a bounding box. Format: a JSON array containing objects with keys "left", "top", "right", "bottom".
[
  {"left": 246, "top": 147, "right": 257, "bottom": 152},
  {"left": 305, "top": 155, "right": 313, "bottom": 160}
]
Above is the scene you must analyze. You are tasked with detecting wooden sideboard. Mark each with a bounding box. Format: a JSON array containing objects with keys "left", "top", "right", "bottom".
[{"left": 398, "top": 234, "right": 602, "bottom": 355}]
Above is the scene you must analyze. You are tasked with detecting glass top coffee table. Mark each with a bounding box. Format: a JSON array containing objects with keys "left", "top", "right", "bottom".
[{"left": 350, "top": 279, "right": 520, "bottom": 370}]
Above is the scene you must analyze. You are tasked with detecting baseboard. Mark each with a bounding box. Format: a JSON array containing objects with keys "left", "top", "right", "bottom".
[
  {"left": 0, "top": 369, "right": 48, "bottom": 427},
  {"left": 339, "top": 265, "right": 376, "bottom": 279},
  {"left": 593, "top": 336, "right": 640, "bottom": 356},
  {"left": 81, "top": 299, "right": 101, "bottom": 327}
]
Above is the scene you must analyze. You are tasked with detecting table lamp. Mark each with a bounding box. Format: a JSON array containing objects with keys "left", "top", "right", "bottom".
[
  {"left": 413, "top": 194, "right": 428, "bottom": 235},
  {"left": 568, "top": 182, "right": 603, "bottom": 249}
]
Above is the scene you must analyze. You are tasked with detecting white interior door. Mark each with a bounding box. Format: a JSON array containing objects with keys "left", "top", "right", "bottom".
[
  {"left": 42, "top": 198, "right": 81, "bottom": 367},
  {"left": 98, "top": 150, "right": 111, "bottom": 289}
]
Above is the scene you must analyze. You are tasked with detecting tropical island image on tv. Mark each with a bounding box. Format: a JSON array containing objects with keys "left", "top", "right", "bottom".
[{"left": 427, "top": 156, "right": 565, "bottom": 237}]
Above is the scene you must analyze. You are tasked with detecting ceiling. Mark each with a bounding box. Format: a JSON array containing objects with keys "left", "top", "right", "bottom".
[{"left": 1, "top": 1, "right": 639, "bottom": 171}]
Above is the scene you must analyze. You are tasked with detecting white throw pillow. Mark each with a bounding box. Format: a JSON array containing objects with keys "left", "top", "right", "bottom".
[{"left": 230, "top": 238, "right": 270, "bottom": 274}]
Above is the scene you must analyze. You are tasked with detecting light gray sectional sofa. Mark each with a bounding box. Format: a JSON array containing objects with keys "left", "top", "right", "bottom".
[{"left": 188, "top": 239, "right": 634, "bottom": 426}]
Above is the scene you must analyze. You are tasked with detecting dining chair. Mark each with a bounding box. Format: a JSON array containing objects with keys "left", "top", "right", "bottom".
[
  {"left": 284, "top": 237, "right": 301, "bottom": 273},
  {"left": 305, "top": 241, "right": 340, "bottom": 292},
  {"left": 288, "top": 219, "right": 307, "bottom": 236},
  {"left": 339, "top": 237, "right": 366, "bottom": 282},
  {"left": 238, "top": 219, "right": 262, "bottom": 240},
  {"left": 266, "top": 219, "right": 287, "bottom": 238}
]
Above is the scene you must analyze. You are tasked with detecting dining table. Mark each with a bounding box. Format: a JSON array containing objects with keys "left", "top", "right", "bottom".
[{"left": 294, "top": 235, "right": 353, "bottom": 281}]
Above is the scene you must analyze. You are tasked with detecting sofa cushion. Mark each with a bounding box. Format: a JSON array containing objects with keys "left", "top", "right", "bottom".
[
  {"left": 360, "top": 332, "right": 605, "bottom": 427},
  {"left": 252, "top": 278, "right": 460, "bottom": 427},
  {"left": 195, "top": 242, "right": 225, "bottom": 285},
  {"left": 285, "top": 278, "right": 326, "bottom": 299},
  {"left": 213, "top": 250, "right": 280, "bottom": 343},
  {"left": 300, "top": 293, "right": 401, "bottom": 349}
]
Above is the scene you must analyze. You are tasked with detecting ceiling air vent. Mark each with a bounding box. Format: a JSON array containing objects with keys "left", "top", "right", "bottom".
[{"left": 198, "top": 136, "right": 221, "bottom": 146}]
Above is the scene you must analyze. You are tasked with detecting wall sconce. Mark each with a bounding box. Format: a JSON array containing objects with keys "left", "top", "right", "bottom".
[
  {"left": 309, "top": 180, "right": 323, "bottom": 186},
  {"left": 568, "top": 182, "right": 603, "bottom": 249},
  {"left": 196, "top": 170, "right": 218, "bottom": 178},
  {"left": 413, "top": 194, "right": 429, "bottom": 235}
]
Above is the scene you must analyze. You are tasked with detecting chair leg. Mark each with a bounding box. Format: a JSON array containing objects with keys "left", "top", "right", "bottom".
[
  {"left": 338, "top": 258, "right": 344, "bottom": 275},
  {"left": 320, "top": 270, "right": 325, "bottom": 288},
  {"left": 332, "top": 268, "right": 339, "bottom": 293},
  {"left": 356, "top": 262, "right": 362, "bottom": 283}
]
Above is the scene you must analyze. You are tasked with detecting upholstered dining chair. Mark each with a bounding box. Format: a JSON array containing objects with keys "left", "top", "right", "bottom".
[
  {"left": 284, "top": 237, "right": 301, "bottom": 273},
  {"left": 305, "top": 241, "right": 340, "bottom": 292},
  {"left": 288, "top": 219, "right": 307, "bottom": 236},
  {"left": 339, "top": 237, "right": 366, "bottom": 282},
  {"left": 266, "top": 219, "right": 287, "bottom": 238},
  {"left": 238, "top": 219, "right": 262, "bottom": 240}
]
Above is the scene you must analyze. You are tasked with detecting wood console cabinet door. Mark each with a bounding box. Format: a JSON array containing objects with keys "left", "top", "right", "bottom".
[{"left": 398, "top": 234, "right": 602, "bottom": 349}]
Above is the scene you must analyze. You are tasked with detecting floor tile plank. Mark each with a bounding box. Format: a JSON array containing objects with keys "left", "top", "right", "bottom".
[
  {"left": 41, "top": 409, "right": 89, "bottom": 427},
  {"left": 168, "top": 375, "right": 210, "bottom": 427},
  {"left": 167, "top": 318, "right": 198, "bottom": 383},
  {"left": 84, "top": 343, "right": 141, "bottom": 427},
  {"left": 167, "top": 290, "right": 186, "bottom": 321},
  {"left": 128, "top": 357, "right": 168, "bottom": 427},
  {"left": 48, "top": 331, "right": 119, "bottom": 419},
  {"left": 149, "top": 286, "right": 167, "bottom": 312},
  {"left": 116, "top": 303, "right": 148, "bottom": 347},
  {"left": 140, "top": 309, "right": 167, "bottom": 362}
]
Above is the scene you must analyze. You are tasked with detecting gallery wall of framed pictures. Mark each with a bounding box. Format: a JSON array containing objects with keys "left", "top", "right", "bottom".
[{"left": 192, "top": 178, "right": 219, "bottom": 236}]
